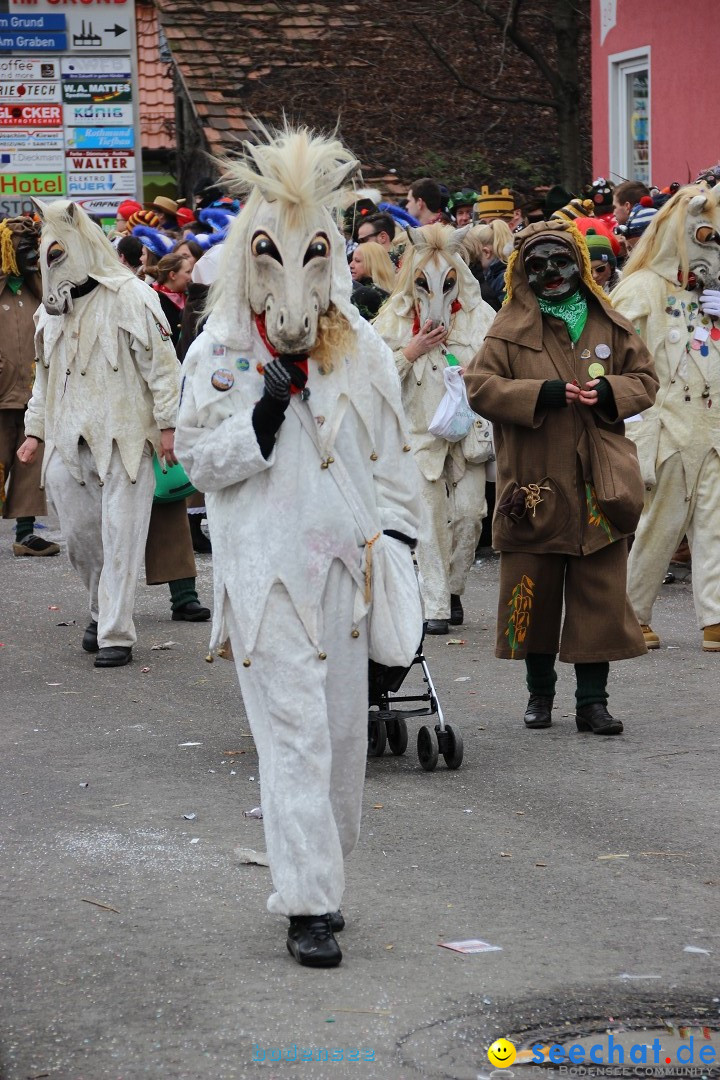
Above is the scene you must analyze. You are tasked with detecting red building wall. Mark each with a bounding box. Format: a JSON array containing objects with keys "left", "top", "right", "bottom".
[{"left": 592, "top": 2, "right": 718, "bottom": 186}]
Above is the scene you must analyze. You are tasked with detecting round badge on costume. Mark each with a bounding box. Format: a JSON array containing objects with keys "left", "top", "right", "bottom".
[
  {"left": 668, "top": 329, "right": 681, "bottom": 344},
  {"left": 236, "top": 358, "right": 250, "bottom": 371},
  {"left": 595, "top": 344, "right": 611, "bottom": 360},
  {"left": 588, "top": 362, "right": 605, "bottom": 378},
  {"left": 211, "top": 368, "right": 235, "bottom": 391}
]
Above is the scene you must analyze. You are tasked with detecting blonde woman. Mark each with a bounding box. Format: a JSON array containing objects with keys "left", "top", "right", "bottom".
[
  {"left": 462, "top": 219, "right": 514, "bottom": 310},
  {"left": 349, "top": 241, "right": 396, "bottom": 292}
]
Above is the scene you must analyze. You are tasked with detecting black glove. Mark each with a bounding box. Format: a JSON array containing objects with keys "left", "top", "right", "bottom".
[{"left": 252, "top": 356, "right": 308, "bottom": 459}]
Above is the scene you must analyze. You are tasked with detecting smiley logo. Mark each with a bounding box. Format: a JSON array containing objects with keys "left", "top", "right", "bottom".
[{"left": 487, "top": 1039, "right": 517, "bottom": 1068}]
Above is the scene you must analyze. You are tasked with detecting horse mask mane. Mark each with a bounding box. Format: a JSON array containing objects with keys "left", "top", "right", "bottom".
[
  {"left": 32, "top": 198, "right": 133, "bottom": 315},
  {"left": 622, "top": 183, "right": 720, "bottom": 290},
  {"left": 205, "top": 124, "right": 361, "bottom": 356}
]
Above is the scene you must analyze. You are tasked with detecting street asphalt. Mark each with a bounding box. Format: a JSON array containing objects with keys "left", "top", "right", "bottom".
[{"left": 1, "top": 513, "right": 718, "bottom": 1080}]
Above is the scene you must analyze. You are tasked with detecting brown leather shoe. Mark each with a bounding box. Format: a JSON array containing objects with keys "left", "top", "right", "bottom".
[{"left": 13, "top": 534, "right": 60, "bottom": 557}]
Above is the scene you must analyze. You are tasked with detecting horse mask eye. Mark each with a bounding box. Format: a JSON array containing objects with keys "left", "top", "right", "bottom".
[
  {"left": 251, "top": 232, "right": 282, "bottom": 263},
  {"left": 443, "top": 270, "right": 457, "bottom": 293},
  {"left": 696, "top": 225, "right": 720, "bottom": 245},
  {"left": 46, "top": 241, "right": 65, "bottom": 266},
  {"left": 304, "top": 233, "right": 330, "bottom": 264},
  {"left": 414, "top": 274, "right": 429, "bottom": 292}
]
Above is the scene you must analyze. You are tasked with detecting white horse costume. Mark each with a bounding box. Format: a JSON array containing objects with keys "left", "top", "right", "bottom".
[
  {"left": 611, "top": 185, "right": 720, "bottom": 647},
  {"left": 373, "top": 224, "right": 496, "bottom": 623},
  {"left": 175, "top": 128, "right": 421, "bottom": 937},
  {"left": 23, "top": 200, "right": 179, "bottom": 653}
]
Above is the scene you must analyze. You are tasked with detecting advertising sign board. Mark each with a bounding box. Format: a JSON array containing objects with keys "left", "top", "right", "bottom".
[
  {"left": 0, "top": 173, "right": 66, "bottom": 196},
  {"left": 64, "top": 125, "right": 133, "bottom": 149}
]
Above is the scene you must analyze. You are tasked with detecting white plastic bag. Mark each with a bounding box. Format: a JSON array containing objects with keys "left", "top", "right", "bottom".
[
  {"left": 428, "top": 366, "right": 475, "bottom": 442},
  {"left": 367, "top": 536, "right": 424, "bottom": 668}
]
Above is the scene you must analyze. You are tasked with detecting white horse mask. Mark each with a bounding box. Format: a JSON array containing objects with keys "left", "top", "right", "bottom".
[
  {"left": 631, "top": 184, "right": 720, "bottom": 290},
  {"left": 206, "top": 126, "right": 360, "bottom": 355},
  {"left": 31, "top": 197, "right": 131, "bottom": 315},
  {"left": 405, "top": 224, "right": 472, "bottom": 328}
]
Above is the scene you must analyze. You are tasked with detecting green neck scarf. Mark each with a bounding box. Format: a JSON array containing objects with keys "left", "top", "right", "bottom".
[{"left": 537, "top": 290, "right": 588, "bottom": 343}]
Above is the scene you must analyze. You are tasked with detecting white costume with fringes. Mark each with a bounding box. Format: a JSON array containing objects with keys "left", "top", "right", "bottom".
[
  {"left": 176, "top": 311, "right": 421, "bottom": 915},
  {"left": 374, "top": 270, "right": 496, "bottom": 621},
  {"left": 25, "top": 275, "right": 180, "bottom": 647}
]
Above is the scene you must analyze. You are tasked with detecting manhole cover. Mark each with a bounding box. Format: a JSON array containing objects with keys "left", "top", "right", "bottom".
[{"left": 399, "top": 992, "right": 720, "bottom": 1080}]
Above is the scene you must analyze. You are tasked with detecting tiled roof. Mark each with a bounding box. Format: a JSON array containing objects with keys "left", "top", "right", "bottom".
[
  {"left": 137, "top": 0, "right": 175, "bottom": 152},
  {"left": 154, "top": 1, "right": 381, "bottom": 156}
]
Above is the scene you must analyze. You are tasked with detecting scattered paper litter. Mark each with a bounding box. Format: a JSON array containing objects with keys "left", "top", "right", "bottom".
[
  {"left": 243, "top": 806, "right": 263, "bottom": 819},
  {"left": 189, "top": 838, "right": 200, "bottom": 844},
  {"left": 56, "top": 620, "right": 76, "bottom": 626},
  {"left": 597, "top": 853, "right": 630, "bottom": 860},
  {"left": 617, "top": 973, "right": 661, "bottom": 980},
  {"left": 183, "top": 813, "right": 197, "bottom": 821},
  {"left": 446, "top": 638, "right": 466, "bottom": 646},
  {"left": 439, "top": 939, "right": 502, "bottom": 955},
  {"left": 178, "top": 742, "right": 202, "bottom": 747},
  {"left": 235, "top": 847, "right": 270, "bottom": 866},
  {"left": 455, "top": 676, "right": 470, "bottom": 682},
  {"left": 151, "top": 640, "right": 179, "bottom": 651},
  {"left": 48, "top": 605, "right": 60, "bottom": 611},
  {"left": 683, "top": 945, "right": 711, "bottom": 955},
  {"left": 141, "top": 666, "right": 150, "bottom": 673}
]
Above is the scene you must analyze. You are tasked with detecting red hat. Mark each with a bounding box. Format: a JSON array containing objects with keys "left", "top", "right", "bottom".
[
  {"left": 176, "top": 207, "right": 196, "bottom": 228},
  {"left": 117, "top": 199, "right": 142, "bottom": 221},
  {"left": 573, "top": 214, "right": 621, "bottom": 257}
]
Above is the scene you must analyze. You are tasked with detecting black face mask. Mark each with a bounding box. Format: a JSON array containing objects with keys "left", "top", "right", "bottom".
[
  {"left": 524, "top": 240, "right": 581, "bottom": 301},
  {"left": 15, "top": 234, "right": 39, "bottom": 277}
]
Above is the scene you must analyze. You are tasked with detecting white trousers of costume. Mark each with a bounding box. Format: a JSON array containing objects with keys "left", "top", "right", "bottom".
[
  {"left": 228, "top": 560, "right": 368, "bottom": 917},
  {"left": 416, "top": 459, "right": 486, "bottom": 620},
  {"left": 45, "top": 443, "right": 155, "bottom": 648},
  {"left": 628, "top": 449, "right": 720, "bottom": 629}
]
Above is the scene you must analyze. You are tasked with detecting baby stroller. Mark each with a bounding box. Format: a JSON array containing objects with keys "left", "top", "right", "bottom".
[{"left": 367, "top": 627, "right": 463, "bottom": 771}]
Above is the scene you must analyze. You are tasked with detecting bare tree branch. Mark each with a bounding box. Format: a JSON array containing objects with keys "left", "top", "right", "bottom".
[
  {"left": 467, "top": 0, "right": 562, "bottom": 90},
  {"left": 412, "top": 22, "right": 556, "bottom": 109}
]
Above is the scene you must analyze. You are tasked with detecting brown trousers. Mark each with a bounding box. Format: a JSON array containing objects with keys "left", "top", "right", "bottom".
[
  {"left": 144, "top": 499, "right": 196, "bottom": 585},
  {"left": 497, "top": 541, "right": 646, "bottom": 664},
  {"left": 0, "top": 408, "right": 47, "bottom": 519}
]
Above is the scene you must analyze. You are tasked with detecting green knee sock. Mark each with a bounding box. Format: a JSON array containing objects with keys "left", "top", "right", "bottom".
[
  {"left": 525, "top": 653, "right": 557, "bottom": 697},
  {"left": 168, "top": 577, "right": 198, "bottom": 611},
  {"left": 15, "top": 517, "right": 34, "bottom": 542},
  {"left": 575, "top": 662, "right": 609, "bottom": 708}
]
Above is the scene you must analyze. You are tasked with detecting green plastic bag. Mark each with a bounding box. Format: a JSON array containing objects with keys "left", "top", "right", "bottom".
[{"left": 152, "top": 454, "right": 196, "bottom": 504}]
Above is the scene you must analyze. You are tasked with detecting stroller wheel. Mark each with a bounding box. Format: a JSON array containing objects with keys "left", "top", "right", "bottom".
[
  {"left": 387, "top": 717, "right": 408, "bottom": 756},
  {"left": 367, "top": 718, "right": 387, "bottom": 757},
  {"left": 417, "top": 725, "right": 439, "bottom": 771},
  {"left": 441, "top": 724, "right": 464, "bottom": 770}
]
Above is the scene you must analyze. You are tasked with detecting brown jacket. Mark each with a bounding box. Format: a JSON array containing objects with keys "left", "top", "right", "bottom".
[
  {"left": 464, "top": 224, "right": 658, "bottom": 556},
  {"left": 0, "top": 271, "right": 42, "bottom": 411}
]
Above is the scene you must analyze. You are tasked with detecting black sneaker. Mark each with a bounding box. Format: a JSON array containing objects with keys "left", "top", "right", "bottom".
[
  {"left": 13, "top": 534, "right": 60, "bottom": 557},
  {"left": 287, "top": 915, "right": 342, "bottom": 968},
  {"left": 449, "top": 594, "right": 464, "bottom": 625}
]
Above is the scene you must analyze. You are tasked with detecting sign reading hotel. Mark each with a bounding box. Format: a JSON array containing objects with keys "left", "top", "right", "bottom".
[{"left": 2, "top": 0, "right": 141, "bottom": 210}]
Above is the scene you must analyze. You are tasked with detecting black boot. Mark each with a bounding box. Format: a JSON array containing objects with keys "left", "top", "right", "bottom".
[
  {"left": 329, "top": 910, "right": 345, "bottom": 932},
  {"left": 82, "top": 620, "right": 99, "bottom": 653},
  {"left": 523, "top": 694, "right": 553, "bottom": 729},
  {"left": 576, "top": 703, "right": 623, "bottom": 736},
  {"left": 94, "top": 646, "right": 132, "bottom": 668},
  {"left": 189, "top": 514, "right": 211, "bottom": 554},
  {"left": 449, "top": 594, "right": 464, "bottom": 626},
  {"left": 287, "top": 914, "right": 342, "bottom": 967},
  {"left": 425, "top": 619, "right": 449, "bottom": 635}
]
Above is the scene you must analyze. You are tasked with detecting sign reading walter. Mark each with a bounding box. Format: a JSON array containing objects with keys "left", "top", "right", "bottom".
[
  {"left": 62, "top": 81, "right": 132, "bottom": 104},
  {"left": 67, "top": 150, "right": 134, "bottom": 171}
]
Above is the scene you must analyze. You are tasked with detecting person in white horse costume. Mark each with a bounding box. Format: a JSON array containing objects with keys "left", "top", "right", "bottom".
[
  {"left": 373, "top": 224, "right": 496, "bottom": 633},
  {"left": 175, "top": 125, "right": 421, "bottom": 968},
  {"left": 611, "top": 184, "right": 720, "bottom": 652},
  {"left": 17, "top": 199, "right": 180, "bottom": 667}
]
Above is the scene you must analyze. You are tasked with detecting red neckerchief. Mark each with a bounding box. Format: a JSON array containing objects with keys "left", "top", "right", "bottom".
[
  {"left": 411, "top": 299, "right": 462, "bottom": 336},
  {"left": 153, "top": 283, "right": 186, "bottom": 310},
  {"left": 254, "top": 312, "right": 309, "bottom": 393},
  {"left": 677, "top": 268, "right": 699, "bottom": 291}
]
